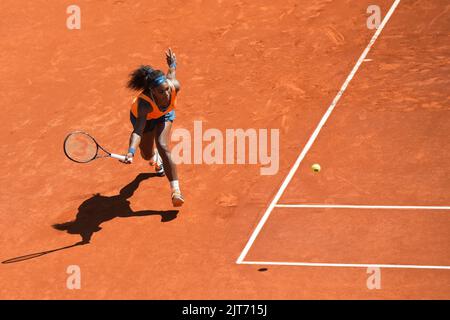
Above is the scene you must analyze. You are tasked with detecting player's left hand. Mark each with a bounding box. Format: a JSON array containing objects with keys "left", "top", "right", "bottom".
[{"left": 166, "top": 47, "right": 176, "bottom": 68}]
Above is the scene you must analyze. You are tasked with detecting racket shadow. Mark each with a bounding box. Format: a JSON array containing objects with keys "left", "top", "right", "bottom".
[
  {"left": 2, "top": 243, "right": 83, "bottom": 264},
  {"left": 2, "top": 173, "right": 178, "bottom": 264}
]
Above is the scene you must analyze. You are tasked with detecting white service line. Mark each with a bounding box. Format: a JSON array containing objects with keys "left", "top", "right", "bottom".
[
  {"left": 236, "top": 0, "right": 402, "bottom": 264},
  {"left": 240, "top": 260, "right": 450, "bottom": 270},
  {"left": 275, "top": 204, "right": 450, "bottom": 210}
]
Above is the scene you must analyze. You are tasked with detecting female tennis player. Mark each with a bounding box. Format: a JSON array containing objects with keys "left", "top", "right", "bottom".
[{"left": 121, "top": 48, "right": 184, "bottom": 207}]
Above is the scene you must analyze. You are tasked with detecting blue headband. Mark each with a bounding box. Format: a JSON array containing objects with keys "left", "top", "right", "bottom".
[{"left": 151, "top": 75, "right": 167, "bottom": 88}]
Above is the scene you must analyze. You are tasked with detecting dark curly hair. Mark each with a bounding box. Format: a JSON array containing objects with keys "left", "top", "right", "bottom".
[{"left": 126, "top": 65, "right": 165, "bottom": 91}]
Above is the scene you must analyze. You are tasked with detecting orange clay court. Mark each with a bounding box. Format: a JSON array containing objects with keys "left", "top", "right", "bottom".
[{"left": 0, "top": 0, "right": 449, "bottom": 299}]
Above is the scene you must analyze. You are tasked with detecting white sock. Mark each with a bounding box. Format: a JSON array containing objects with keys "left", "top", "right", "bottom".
[
  {"left": 170, "top": 180, "right": 180, "bottom": 192},
  {"left": 151, "top": 150, "right": 163, "bottom": 167}
]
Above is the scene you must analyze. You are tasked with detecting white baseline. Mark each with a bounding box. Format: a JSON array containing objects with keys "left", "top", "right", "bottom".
[
  {"left": 276, "top": 204, "right": 450, "bottom": 210},
  {"left": 240, "top": 261, "right": 450, "bottom": 270}
]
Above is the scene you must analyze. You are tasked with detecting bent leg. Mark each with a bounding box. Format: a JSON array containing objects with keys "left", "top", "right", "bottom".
[
  {"left": 130, "top": 113, "right": 156, "bottom": 161},
  {"left": 155, "top": 121, "right": 178, "bottom": 182},
  {"left": 139, "top": 129, "right": 156, "bottom": 161}
]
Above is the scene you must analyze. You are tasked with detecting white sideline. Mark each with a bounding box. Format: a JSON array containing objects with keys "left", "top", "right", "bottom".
[{"left": 236, "top": 0, "right": 402, "bottom": 264}]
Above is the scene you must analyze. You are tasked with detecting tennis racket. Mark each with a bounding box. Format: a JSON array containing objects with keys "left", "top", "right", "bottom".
[{"left": 63, "top": 131, "right": 127, "bottom": 163}]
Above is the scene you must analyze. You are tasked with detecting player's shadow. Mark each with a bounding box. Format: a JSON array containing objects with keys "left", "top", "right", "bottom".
[
  {"left": 2, "top": 173, "right": 178, "bottom": 264},
  {"left": 52, "top": 172, "right": 178, "bottom": 244}
]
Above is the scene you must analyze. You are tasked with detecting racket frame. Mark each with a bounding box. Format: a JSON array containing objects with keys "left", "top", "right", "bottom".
[{"left": 63, "top": 131, "right": 126, "bottom": 163}]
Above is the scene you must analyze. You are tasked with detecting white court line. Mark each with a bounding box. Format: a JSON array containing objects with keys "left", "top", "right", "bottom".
[
  {"left": 240, "top": 261, "right": 450, "bottom": 270},
  {"left": 236, "top": 0, "right": 402, "bottom": 264},
  {"left": 275, "top": 204, "right": 450, "bottom": 210}
]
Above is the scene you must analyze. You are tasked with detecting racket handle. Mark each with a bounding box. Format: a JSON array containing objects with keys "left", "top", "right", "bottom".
[{"left": 110, "top": 153, "right": 127, "bottom": 162}]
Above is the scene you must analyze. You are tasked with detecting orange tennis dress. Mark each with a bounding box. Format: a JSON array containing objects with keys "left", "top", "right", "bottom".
[{"left": 130, "top": 79, "right": 177, "bottom": 120}]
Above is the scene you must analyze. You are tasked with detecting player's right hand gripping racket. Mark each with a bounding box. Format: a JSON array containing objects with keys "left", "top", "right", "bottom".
[{"left": 63, "top": 131, "right": 127, "bottom": 163}]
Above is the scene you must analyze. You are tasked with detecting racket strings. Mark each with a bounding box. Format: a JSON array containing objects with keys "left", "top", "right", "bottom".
[{"left": 64, "top": 132, "right": 98, "bottom": 163}]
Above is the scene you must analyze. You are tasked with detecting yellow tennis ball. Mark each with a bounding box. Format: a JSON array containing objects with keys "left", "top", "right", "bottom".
[{"left": 312, "top": 164, "right": 321, "bottom": 172}]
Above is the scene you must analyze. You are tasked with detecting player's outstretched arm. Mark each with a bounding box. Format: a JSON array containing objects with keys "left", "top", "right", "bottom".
[
  {"left": 121, "top": 99, "right": 150, "bottom": 163},
  {"left": 165, "top": 48, "right": 181, "bottom": 92}
]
